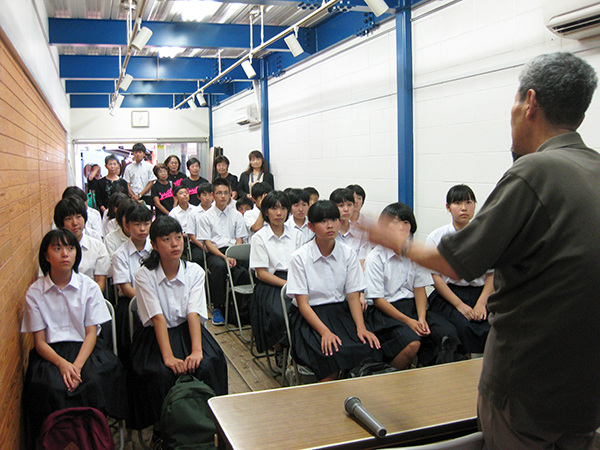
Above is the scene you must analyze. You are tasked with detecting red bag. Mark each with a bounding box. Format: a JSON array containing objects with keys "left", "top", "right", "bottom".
[{"left": 39, "top": 407, "right": 115, "bottom": 450}]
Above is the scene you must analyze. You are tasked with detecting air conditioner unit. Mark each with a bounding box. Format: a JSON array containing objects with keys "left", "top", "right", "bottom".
[
  {"left": 235, "top": 104, "right": 261, "bottom": 126},
  {"left": 543, "top": 0, "right": 600, "bottom": 40}
]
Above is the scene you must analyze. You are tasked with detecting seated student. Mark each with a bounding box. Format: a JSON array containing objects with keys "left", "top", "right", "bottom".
[
  {"left": 244, "top": 182, "right": 273, "bottom": 239},
  {"left": 286, "top": 188, "right": 315, "bottom": 245},
  {"left": 112, "top": 203, "right": 153, "bottom": 362},
  {"left": 151, "top": 163, "right": 175, "bottom": 217},
  {"left": 304, "top": 187, "right": 319, "bottom": 206},
  {"left": 129, "top": 216, "right": 227, "bottom": 433},
  {"left": 236, "top": 197, "right": 254, "bottom": 216},
  {"left": 22, "top": 229, "right": 127, "bottom": 439},
  {"left": 95, "top": 154, "right": 128, "bottom": 215},
  {"left": 62, "top": 186, "right": 103, "bottom": 240},
  {"left": 425, "top": 185, "right": 492, "bottom": 356},
  {"left": 286, "top": 200, "right": 382, "bottom": 382},
  {"left": 104, "top": 199, "right": 137, "bottom": 259},
  {"left": 188, "top": 182, "right": 214, "bottom": 267},
  {"left": 168, "top": 185, "right": 197, "bottom": 238},
  {"left": 102, "top": 192, "right": 128, "bottom": 237},
  {"left": 347, "top": 184, "right": 376, "bottom": 228},
  {"left": 365, "top": 202, "right": 461, "bottom": 366},
  {"left": 213, "top": 155, "right": 239, "bottom": 200},
  {"left": 164, "top": 154, "right": 185, "bottom": 187},
  {"left": 181, "top": 157, "right": 209, "bottom": 207},
  {"left": 196, "top": 178, "right": 248, "bottom": 326},
  {"left": 330, "top": 188, "right": 370, "bottom": 267},
  {"left": 249, "top": 191, "right": 303, "bottom": 361},
  {"left": 53, "top": 197, "right": 110, "bottom": 293}
]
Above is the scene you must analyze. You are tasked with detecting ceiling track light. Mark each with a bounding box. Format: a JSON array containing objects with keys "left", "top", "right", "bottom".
[
  {"left": 187, "top": 98, "right": 197, "bottom": 110},
  {"left": 110, "top": 94, "right": 125, "bottom": 116},
  {"left": 364, "top": 0, "right": 388, "bottom": 17},
  {"left": 131, "top": 26, "right": 153, "bottom": 51},
  {"left": 197, "top": 92, "right": 207, "bottom": 106},
  {"left": 242, "top": 59, "right": 257, "bottom": 79},
  {"left": 119, "top": 73, "right": 133, "bottom": 91},
  {"left": 284, "top": 30, "right": 303, "bottom": 57}
]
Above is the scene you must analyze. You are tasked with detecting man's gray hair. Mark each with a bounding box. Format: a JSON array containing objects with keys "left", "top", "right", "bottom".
[{"left": 518, "top": 52, "right": 598, "bottom": 129}]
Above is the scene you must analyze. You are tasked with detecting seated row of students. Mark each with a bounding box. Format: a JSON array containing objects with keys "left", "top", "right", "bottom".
[{"left": 21, "top": 215, "right": 228, "bottom": 443}]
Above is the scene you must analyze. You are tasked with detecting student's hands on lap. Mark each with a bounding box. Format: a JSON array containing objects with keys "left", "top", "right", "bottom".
[
  {"left": 164, "top": 355, "right": 188, "bottom": 375},
  {"left": 321, "top": 331, "right": 342, "bottom": 356},
  {"left": 472, "top": 302, "right": 487, "bottom": 321},
  {"left": 357, "top": 329, "right": 380, "bottom": 349},
  {"left": 456, "top": 302, "right": 476, "bottom": 321},
  {"left": 417, "top": 317, "right": 431, "bottom": 335},
  {"left": 227, "top": 257, "right": 237, "bottom": 268},
  {"left": 184, "top": 350, "right": 203, "bottom": 373},
  {"left": 59, "top": 359, "right": 82, "bottom": 391}
]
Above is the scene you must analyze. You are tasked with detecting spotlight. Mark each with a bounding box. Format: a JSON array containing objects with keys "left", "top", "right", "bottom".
[
  {"left": 187, "top": 98, "right": 197, "bottom": 110},
  {"left": 284, "top": 33, "right": 303, "bottom": 57},
  {"left": 110, "top": 94, "right": 124, "bottom": 116},
  {"left": 242, "top": 59, "right": 256, "bottom": 79},
  {"left": 364, "top": 0, "right": 388, "bottom": 17},
  {"left": 119, "top": 74, "right": 133, "bottom": 91},
  {"left": 197, "top": 93, "right": 207, "bottom": 106},
  {"left": 131, "top": 26, "right": 153, "bottom": 51}
]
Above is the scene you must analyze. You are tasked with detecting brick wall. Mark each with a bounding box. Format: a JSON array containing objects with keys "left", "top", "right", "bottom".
[{"left": 0, "top": 32, "right": 67, "bottom": 449}]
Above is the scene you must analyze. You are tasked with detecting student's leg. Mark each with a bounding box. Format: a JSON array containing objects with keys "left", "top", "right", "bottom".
[
  {"left": 190, "top": 244, "right": 205, "bottom": 268},
  {"left": 390, "top": 340, "right": 421, "bottom": 370},
  {"left": 205, "top": 251, "right": 228, "bottom": 310}
]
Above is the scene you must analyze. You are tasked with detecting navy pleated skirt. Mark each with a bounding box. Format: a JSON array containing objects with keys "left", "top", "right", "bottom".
[
  {"left": 23, "top": 339, "right": 128, "bottom": 437},
  {"left": 389, "top": 298, "right": 461, "bottom": 366},
  {"left": 128, "top": 321, "right": 228, "bottom": 430},
  {"left": 288, "top": 301, "right": 382, "bottom": 380},
  {"left": 364, "top": 305, "right": 421, "bottom": 359},
  {"left": 250, "top": 271, "right": 288, "bottom": 353},
  {"left": 428, "top": 284, "right": 490, "bottom": 354}
]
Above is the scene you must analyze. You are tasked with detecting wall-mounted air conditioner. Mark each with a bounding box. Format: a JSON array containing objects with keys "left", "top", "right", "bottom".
[
  {"left": 543, "top": 0, "right": 600, "bottom": 40},
  {"left": 235, "top": 104, "right": 261, "bottom": 126}
]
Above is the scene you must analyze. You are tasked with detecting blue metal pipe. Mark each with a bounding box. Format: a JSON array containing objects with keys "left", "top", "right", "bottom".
[{"left": 260, "top": 59, "right": 270, "bottom": 164}]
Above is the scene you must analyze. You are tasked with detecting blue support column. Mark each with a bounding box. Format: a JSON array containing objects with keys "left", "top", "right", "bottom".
[
  {"left": 208, "top": 101, "right": 214, "bottom": 149},
  {"left": 260, "top": 59, "right": 270, "bottom": 163},
  {"left": 396, "top": 1, "right": 413, "bottom": 208}
]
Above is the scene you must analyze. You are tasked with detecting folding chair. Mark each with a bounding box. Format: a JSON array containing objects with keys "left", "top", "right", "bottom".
[
  {"left": 279, "top": 284, "right": 315, "bottom": 386},
  {"left": 386, "top": 431, "right": 483, "bottom": 450},
  {"left": 202, "top": 244, "right": 212, "bottom": 311},
  {"left": 104, "top": 300, "right": 124, "bottom": 450},
  {"left": 223, "top": 244, "right": 254, "bottom": 342},
  {"left": 127, "top": 297, "right": 151, "bottom": 450}
]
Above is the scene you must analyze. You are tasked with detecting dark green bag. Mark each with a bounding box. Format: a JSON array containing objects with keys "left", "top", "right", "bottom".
[{"left": 160, "top": 375, "right": 217, "bottom": 450}]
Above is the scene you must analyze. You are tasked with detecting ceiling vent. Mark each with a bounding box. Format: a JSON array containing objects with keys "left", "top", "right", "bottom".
[{"left": 544, "top": 0, "right": 600, "bottom": 39}]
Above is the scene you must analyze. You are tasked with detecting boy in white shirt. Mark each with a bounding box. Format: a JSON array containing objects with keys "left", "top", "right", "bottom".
[
  {"left": 243, "top": 182, "right": 273, "bottom": 240},
  {"left": 188, "top": 182, "right": 214, "bottom": 267},
  {"left": 122, "top": 143, "right": 156, "bottom": 206}
]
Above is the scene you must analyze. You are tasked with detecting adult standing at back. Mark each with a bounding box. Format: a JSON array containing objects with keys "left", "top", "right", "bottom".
[
  {"left": 213, "top": 155, "right": 239, "bottom": 199},
  {"left": 123, "top": 143, "right": 156, "bottom": 206},
  {"left": 368, "top": 52, "right": 600, "bottom": 450},
  {"left": 238, "top": 150, "right": 274, "bottom": 199}
]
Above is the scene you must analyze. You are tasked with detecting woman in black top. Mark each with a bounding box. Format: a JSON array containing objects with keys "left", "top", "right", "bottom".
[
  {"left": 213, "top": 155, "right": 239, "bottom": 199},
  {"left": 164, "top": 154, "right": 186, "bottom": 188},
  {"left": 238, "top": 150, "right": 274, "bottom": 199}
]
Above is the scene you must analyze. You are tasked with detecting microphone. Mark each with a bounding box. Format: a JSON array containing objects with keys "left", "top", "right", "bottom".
[{"left": 344, "top": 396, "right": 387, "bottom": 437}]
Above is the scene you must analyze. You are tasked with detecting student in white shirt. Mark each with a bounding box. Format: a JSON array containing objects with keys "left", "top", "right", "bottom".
[
  {"left": 365, "top": 202, "right": 461, "bottom": 367},
  {"left": 250, "top": 191, "right": 303, "bottom": 362},
  {"left": 62, "top": 186, "right": 104, "bottom": 240},
  {"left": 347, "top": 184, "right": 376, "bottom": 229},
  {"left": 128, "top": 216, "right": 227, "bottom": 432},
  {"left": 168, "top": 185, "right": 197, "bottom": 233},
  {"left": 425, "top": 185, "right": 492, "bottom": 356},
  {"left": 243, "top": 182, "right": 273, "bottom": 240},
  {"left": 104, "top": 199, "right": 136, "bottom": 259},
  {"left": 188, "top": 182, "right": 214, "bottom": 267},
  {"left": 22, "top": 229, "right": 127, "bottom": 438},
  {"left": 53, "top": 197, "right": 110, "bottom": 293},
  {"left": 285, "top": 188, "right": 315, "bottom": 245},
  {"left": 329, "top": 188, "right": 370, "bottom": 266},
  {"left": 102, "top": 192, "right": 128, "bottom": 237},
  {"left": 112, "top": 203, "right": 153, "bottom": 362},
  {"left": 286, "top": 200, "right": 381, "bottom": 382},
  {"left": 122, "top": 143, "right": 156, "bottom": 206},
  {"left": 197, "top": 178, "right": 249, "bottom": 325}
]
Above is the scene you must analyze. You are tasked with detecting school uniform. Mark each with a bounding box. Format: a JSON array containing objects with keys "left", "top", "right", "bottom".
[
  {"left": 129, "top": 261, "right": 227, "bottom": 429},
  {"left": 123, "top": 160, "right": 156, "bottom": 204},
  {"left": 168, "top": 203, "right": 197, "bottom": 234},
  {"left": 196, "top": 205, "right": 249, "bottom": 310},
  {"left": 104, "top": 218, "right": 118, "bottom": 236},
  {"left": 112, "top": 238, "right": 153, "bottom": 363},
  {"left": 249, "top": 223, "right": 303, "bottom": 353},
  {"left": 336, "top": 222, "right": 370, "bottom": 261},
  {"left": 243, "top": 205, "right": 263, "bottom": 241},
  {"left": 21, "top": 272, "right": 127, "bottom": 436},
  {"left": 104, "top": 227, "right": 128, "bottom": 260},
  {"left": 426, "top": 223, "right": 491, "bottom": 354},
  {"left": 86, "top": 206, "right": 104, "bottom": 239},
  {"left": 287, "top": 240, "right": 381, "bottom": 380},
  {"left": 356, "top": 212, "right": 376, "bottom": 229},
  {"left": 285, "top": 215, "right": 314, "bottom": 245},
  {"left": 188, "top": 206, "right": 210, "bottom": 266},
  {"left": 78, "top": 234, "right": 111, "bottom": 281},
  {"left": 364, "top": 245, "right": 460, "bottom": 366}
]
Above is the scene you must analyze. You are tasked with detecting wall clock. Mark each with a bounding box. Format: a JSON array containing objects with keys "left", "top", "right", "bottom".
[{"left": 131, "top": 110, "right": 149, "bottom": 128}]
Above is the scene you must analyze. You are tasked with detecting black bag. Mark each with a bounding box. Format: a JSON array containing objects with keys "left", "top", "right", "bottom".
[
  {"left": 346, "top": 358, "right": 398, "bottom": 378},
  {"left": 160, "top": 375, "right": 217, "bottom": 450}
]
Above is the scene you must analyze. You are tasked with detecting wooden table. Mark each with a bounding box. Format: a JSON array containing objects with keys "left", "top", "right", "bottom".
[{"left": 209, "top": 358, "right": 483, "bottom": 450}]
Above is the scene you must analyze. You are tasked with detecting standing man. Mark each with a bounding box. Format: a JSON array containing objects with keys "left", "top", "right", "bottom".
[
  {"left": 123, "top": 143, "right": 155, "bottom": 206},
  {"left": 369, "top": 52, "right": 600, "bottom": 449}
]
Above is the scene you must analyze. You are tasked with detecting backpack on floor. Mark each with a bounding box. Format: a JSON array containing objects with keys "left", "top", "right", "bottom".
[
  {"left": 39, "top": 407, "right": 115, "bottom": 450},
  {"left": 160, "top": 374, "right": 217, "bottom": 450}
]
